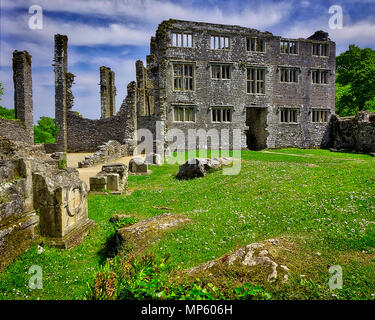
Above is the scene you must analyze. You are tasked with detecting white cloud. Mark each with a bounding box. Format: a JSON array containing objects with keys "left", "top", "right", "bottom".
[{"left": 2, "top": 0, "right": 292, "bottom": 30}]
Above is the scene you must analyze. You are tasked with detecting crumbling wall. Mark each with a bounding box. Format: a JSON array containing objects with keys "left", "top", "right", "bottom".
[
  {"left": 0, "top": 138, "right": 47, "bottom": 271},
  {"left": 67, "top": 82, "right": 137, "bottom": 153},
  {"left": 330, "top": 111, "right": 375, "bottom": 153},
  {"left": 0, "top": 135, "right": 94, "bottom": 271},
  {"left": 78, "top": 140, "right": 128, "bottom": 168}
]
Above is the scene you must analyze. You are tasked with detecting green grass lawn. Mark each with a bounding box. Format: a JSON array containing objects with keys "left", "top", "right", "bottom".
[{"left": 0, "top": 149, "right": 374, "bottom": 300}]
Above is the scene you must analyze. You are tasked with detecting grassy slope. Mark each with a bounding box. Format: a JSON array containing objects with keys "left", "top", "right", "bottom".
[{"left": 0, "top": 149, "right": 374, "bottom": 300}]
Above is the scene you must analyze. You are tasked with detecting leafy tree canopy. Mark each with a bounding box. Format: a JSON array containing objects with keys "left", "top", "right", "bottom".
[{"left": 336, "top": 45, "right": 375, "bottom": 116}]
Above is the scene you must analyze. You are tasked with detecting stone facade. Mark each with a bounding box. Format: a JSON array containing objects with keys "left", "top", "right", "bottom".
[
  {"left": 145, "top": 20, "right": 336, "bottom": 151},
  {"left": 329, "top": 111, "right": 375, "bottom": 153}
]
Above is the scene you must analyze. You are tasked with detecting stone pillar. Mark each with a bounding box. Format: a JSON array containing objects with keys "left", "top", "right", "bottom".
[
  {"left": 136, "top": 60, "right": 146, "bottom": 116},
  {"left": 100, "top": 66, "right": 116, "bottom": 119},
  {"left": 54, "top": 34, "right": 68, "bottom": 153},
  {"left": 122, "top": 82, "right": 138, "bottom": 154},
  {"left": 12, "top": 50, "right": 34, "bottom": 145}
]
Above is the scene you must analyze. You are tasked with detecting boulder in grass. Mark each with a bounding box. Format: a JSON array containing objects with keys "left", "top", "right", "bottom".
[
  {"left": 188, "top": 238, "right": 291, "bottom": 283},
  {"left": 176, "top": 158, "right": 207, "bottom": 180},
  {"left": 176, "top": 157, "right": 233, "bottom": 180}
]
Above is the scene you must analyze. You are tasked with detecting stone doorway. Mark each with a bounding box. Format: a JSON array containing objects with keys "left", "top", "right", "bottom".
[{"left": 246, "top": 107, "right": 268, "bottom": 150}]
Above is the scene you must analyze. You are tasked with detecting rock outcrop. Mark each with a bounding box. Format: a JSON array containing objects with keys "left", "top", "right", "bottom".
[{"left": 188, "top": 238, "right": 291, "bottom": 283}]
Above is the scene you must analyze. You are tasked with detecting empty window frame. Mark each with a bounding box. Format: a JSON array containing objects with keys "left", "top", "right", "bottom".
[
  {"left": 211, "top": 107, "right": 232, "bottom": 123},
  {"left": 280, "top": 40, "right": 298, "bottom": 54},
  {"left": 173, "top": 64, "right": 194, "bottom": 91},
  {"left": 280, "top": 68, "right": 299, "bottom": 83},
  {"left": 173, "top": 105, "right": 195, "bottom": 122},
  {"left": 246, "top": 68, "right": 266, "bottom": 94},
  {"left": 210, "top": 35, "right": 230, "bottom": 49},
  {"left": 312, "top": 109, "right": 329, "bottom": 122},
  {"left": 280, "top": 108, "right": 298, "bottom": 123},
  {"left": 211, "top": 64, "right": 231, "bottom": 79},
  {"left": 247, "top": 38, "right": 265, "bottom": 52},
  {"left": 312, "top": 43, "right": 329, "bottom": 56},
  {"left": 172, "top": 32, "right": 192, "bottom": 47},
  {"left": 311, "top": 69, "right": 329, "bottom": 84}
]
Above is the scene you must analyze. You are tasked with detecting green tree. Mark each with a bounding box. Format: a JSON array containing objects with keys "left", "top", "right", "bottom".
[
  {"left": 0, "top": 82, "right": 15, "bottom": 119},
  {"left": 336, "top": 45, "right": 375, "bottom": 116},
  {"left": 33, "top": 117, "right": 56, "bottom": 144}
]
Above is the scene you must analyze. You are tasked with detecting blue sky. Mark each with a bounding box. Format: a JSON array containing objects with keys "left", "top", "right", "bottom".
[{"left": 1, "top": 0, "right": 374, "bottom": 122}]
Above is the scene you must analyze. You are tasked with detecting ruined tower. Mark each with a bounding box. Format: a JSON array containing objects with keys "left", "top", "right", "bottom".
[
  {"left": 12, "top": 50, "right": 34, "bottom": 144},
  {"left": 54, "top": 34, "right": 68, "bottom": 152},
  {"left": 100, "top": 66, "right": 116, "bottom": 119}
]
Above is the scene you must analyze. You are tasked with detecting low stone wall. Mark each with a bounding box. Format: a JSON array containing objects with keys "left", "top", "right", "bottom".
[
  {"left": 330, "top": 111, "right": 375, "bottom": 153},
  {"left": 78, "top": 140, "right": 128, "bottom": 168},
  {"left": 0, "top": 119, "right": 31, "bottom": 144}
]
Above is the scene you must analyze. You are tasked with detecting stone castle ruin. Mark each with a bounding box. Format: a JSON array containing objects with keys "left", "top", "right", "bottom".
[{"left": 0, "top": 19, "right": 374, "bottom": 271}]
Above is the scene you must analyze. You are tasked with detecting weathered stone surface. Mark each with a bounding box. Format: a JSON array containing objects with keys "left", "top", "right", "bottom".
[
  {"left": 329, "top": 111, "right": 375, "bottom": 154},
  {"left": 176, "top": 157, "right": 233, "bottom": 180},
  {"left": 33, "top": 166, "right": 94, "bottom": 249},
  {"left": 89, "top": 176, "right": 107, "bottom": 191},
  {"left": 116, "top": 213, "right": 191, "bottom": 252},
  {"left": 188, "top": 238, "right": 291, "bottom": 283},
  {"left": 129, "top": 157, "right": 148, "bottom": 173},
  {"left": 90, "top": 163, "right": 128, "bottom": 193}
]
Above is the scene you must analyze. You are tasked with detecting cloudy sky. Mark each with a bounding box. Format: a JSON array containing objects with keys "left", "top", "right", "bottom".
[{"left": 1, "top": 0, "right": 374, "bottom": 122}]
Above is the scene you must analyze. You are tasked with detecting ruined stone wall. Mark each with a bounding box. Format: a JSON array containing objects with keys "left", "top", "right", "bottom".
[
  {"left": 66, "top": 82, "right": 137, "bottom": 153},
  {"left": 330, "top": 111, "right": 375, "bottom": 153},
  {"left": 67, "top": 112, "right": 126, "bottom": 152},
  {"left": 0, "top": 138, "right": 46, "bottom": 271},
  {"left": 151, "top": 20, "right": 335, "bottom": 151}
]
